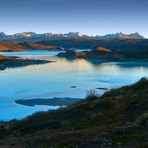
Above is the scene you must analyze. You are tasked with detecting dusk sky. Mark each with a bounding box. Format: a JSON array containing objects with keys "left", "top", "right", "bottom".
[{"left": 0, "top": 0, "right": 148, "bottom": 37}]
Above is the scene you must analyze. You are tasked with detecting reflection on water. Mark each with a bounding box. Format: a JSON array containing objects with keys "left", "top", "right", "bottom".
[{"left": 0, "top": 51, "right": 148, "bottom": 120}]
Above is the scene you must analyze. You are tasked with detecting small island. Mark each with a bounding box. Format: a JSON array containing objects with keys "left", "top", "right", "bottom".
[{"left": 57, "top": 46, "right": 148, "bottom": 62}]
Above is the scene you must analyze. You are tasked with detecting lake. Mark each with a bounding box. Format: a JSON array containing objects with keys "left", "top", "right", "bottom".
[{"left": 0, "top": 50, "right": 148, "bottom": 121}]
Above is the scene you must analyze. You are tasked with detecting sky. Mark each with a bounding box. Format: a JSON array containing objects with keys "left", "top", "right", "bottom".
[{"left": 0, "top": 0, "right": 148, "bottom": 37}]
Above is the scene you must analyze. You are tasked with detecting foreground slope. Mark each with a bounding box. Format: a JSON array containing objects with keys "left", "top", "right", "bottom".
[{"left": 0, "top": 78, "right": 148, "bottom": 147}]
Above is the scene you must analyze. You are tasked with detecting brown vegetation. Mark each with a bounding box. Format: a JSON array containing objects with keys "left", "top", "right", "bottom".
[
  {"left": 0, "top": 42, "right": 25, "bottom": 51},
  {"left": 0, "top": 55, "right": 9, "bottom": 60},
  {"left": 94, "top": 46, "right": 112, "bottom": 52},
  {"left": 0, "top": 42, "right": 65, "bottom": 52},
  {"left": 21, "top": 43, "right": 65, "bottom": 50}
]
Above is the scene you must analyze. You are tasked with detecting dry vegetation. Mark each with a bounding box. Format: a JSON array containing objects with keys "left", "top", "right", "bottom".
[{"left": 0, "top": 42, "right": 25, "bottom": 51}]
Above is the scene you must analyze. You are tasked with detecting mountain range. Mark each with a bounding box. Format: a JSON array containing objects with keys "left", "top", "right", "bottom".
[{"left": 0, "top": 32, "right": 145, "bottom": 42}]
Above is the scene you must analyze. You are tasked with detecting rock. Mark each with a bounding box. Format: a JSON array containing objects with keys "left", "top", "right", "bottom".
[
  {"left": 57, "top": 49, "right": 77, "bottom": 58},
  {"left": 96, "top": 87, "right": 108, "bottom": 90},
  {"left": 70, "top": 86, "right": 77, "bottom": 88}
]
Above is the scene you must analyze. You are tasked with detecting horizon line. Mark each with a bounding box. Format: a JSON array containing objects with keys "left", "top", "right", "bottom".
[{"left": 0, "top": 31, "right": 147, "bottom": 38}]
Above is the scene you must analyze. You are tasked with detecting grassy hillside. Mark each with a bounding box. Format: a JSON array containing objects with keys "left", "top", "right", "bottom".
[
  {"left": 0, "top": 42, "right": 25, "bottom": 51},
  {"left": 0, "top": 42, "right": 64, "bottom": 52},
  {"left": 19, "top": 42, "right": 65, "bottom": 50},
  {"left": 0, "top": 78, "right": 148, "bottom": 147},
  {"left": 1, "top": 39, "right": 148, "bottom": 52}
]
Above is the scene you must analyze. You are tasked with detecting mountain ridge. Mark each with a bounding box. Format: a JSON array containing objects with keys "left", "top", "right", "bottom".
[{"left": 0, "top": 32, "right": 145, "bottom": 42}]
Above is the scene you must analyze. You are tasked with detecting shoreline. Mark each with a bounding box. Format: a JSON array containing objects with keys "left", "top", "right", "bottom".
[
  {"left": 14, "top": 97, "right": 83, "bottom": 107},
  {"left": 57, "top": 55, "right": 148, "bottom": 63},
  {"left": 0, "top": 57, "right": 52, "bottom": 70}
]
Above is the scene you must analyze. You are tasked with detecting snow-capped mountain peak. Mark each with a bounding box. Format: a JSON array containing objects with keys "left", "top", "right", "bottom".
[{"left": 0, "top": 32, "right": 145, "bottom": 41}]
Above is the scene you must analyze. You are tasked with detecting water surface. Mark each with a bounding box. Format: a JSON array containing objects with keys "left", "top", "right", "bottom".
[{"left": 0, "top": 50, "right": 148, "bottom": 120}]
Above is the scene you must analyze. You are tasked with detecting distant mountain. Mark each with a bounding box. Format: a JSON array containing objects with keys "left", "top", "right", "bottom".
[
  {"left": 12, "top": 32, "right": 37, "bottom": 38},
  {"left": 95, "top": 32, "right": 144, "bottom": 40},
  {"left": 0, "top": 32, "right": 145, "bottom": 42},
  {"left": 0, "top": 32, "right": 9, "bottom": 40}
]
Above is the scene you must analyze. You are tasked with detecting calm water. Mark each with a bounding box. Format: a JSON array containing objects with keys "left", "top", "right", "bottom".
[{"left": 0, "top": 50, "right": 148, "bottom": 121}]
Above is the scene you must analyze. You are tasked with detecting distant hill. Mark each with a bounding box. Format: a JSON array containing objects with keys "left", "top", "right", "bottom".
[
  {"left": 0, "top": 78, "right": 148, "bottom": 147},
  {"left": 57, "top": 46, "right": 113, "bottom": 59},
  {"left": 0, "top": 42, "right": 64, "bottom": 52},
  {"left": 57, "top": 44, "right": 148, "bottom": 61},
  {"left": 18, "top": 42, "right": 64, "bottom": 50},
  {"left": 0, "top": 42, "right": 25, "bottom": 51},
  {"left": 38, "top": 39, "right": 148, "bottom": 50}
]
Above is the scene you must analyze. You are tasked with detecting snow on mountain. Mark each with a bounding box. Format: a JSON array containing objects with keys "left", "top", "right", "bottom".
[
  {"left": 0, "top": 32, "right": 145, "bottom": 41},
  {"left": 95, "top": 32, "right": 145, "bottom": 40}
]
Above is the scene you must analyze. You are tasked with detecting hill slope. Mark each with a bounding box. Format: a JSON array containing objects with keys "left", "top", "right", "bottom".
[
  {"left": 0, "top": 55, "right": 10, "bottom": 60},
  {"left": 0, "top": 78, "right": 148, "bottom": 147},
  {"left": 57, "top": 45, "right": 148, "bottom": 61},
  {"left": 0, "top": 42, "right": 25, "bottom": 51},
  {"left": 38, "top": 39, "right": 148, "bottom": 49},
  {"left": 19, "top": 42, "right": 65, "bottom": 50},
  {"left": 0, "top": 42, "right": 64, "bottom": 52}
]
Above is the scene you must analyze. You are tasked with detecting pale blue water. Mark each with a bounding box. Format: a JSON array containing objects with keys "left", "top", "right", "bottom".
[
  {"left": 0, "top": 49, "right": 87, "bottom": 57},
  {"left": 0, "top": 50, "right": 61, "bottom": 57},
  {"left": 0, "top": 50, "right": 148, "bottom": 121}
]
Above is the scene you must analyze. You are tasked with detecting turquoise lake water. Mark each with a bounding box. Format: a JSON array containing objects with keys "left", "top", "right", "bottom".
[{"left": 0, "top": 50, "right": 148, "bottom": 121}]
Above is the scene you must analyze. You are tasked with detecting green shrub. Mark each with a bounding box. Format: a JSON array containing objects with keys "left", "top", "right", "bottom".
[{"left": 133, "top": 111, "right": 148, "bottom": 128}]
